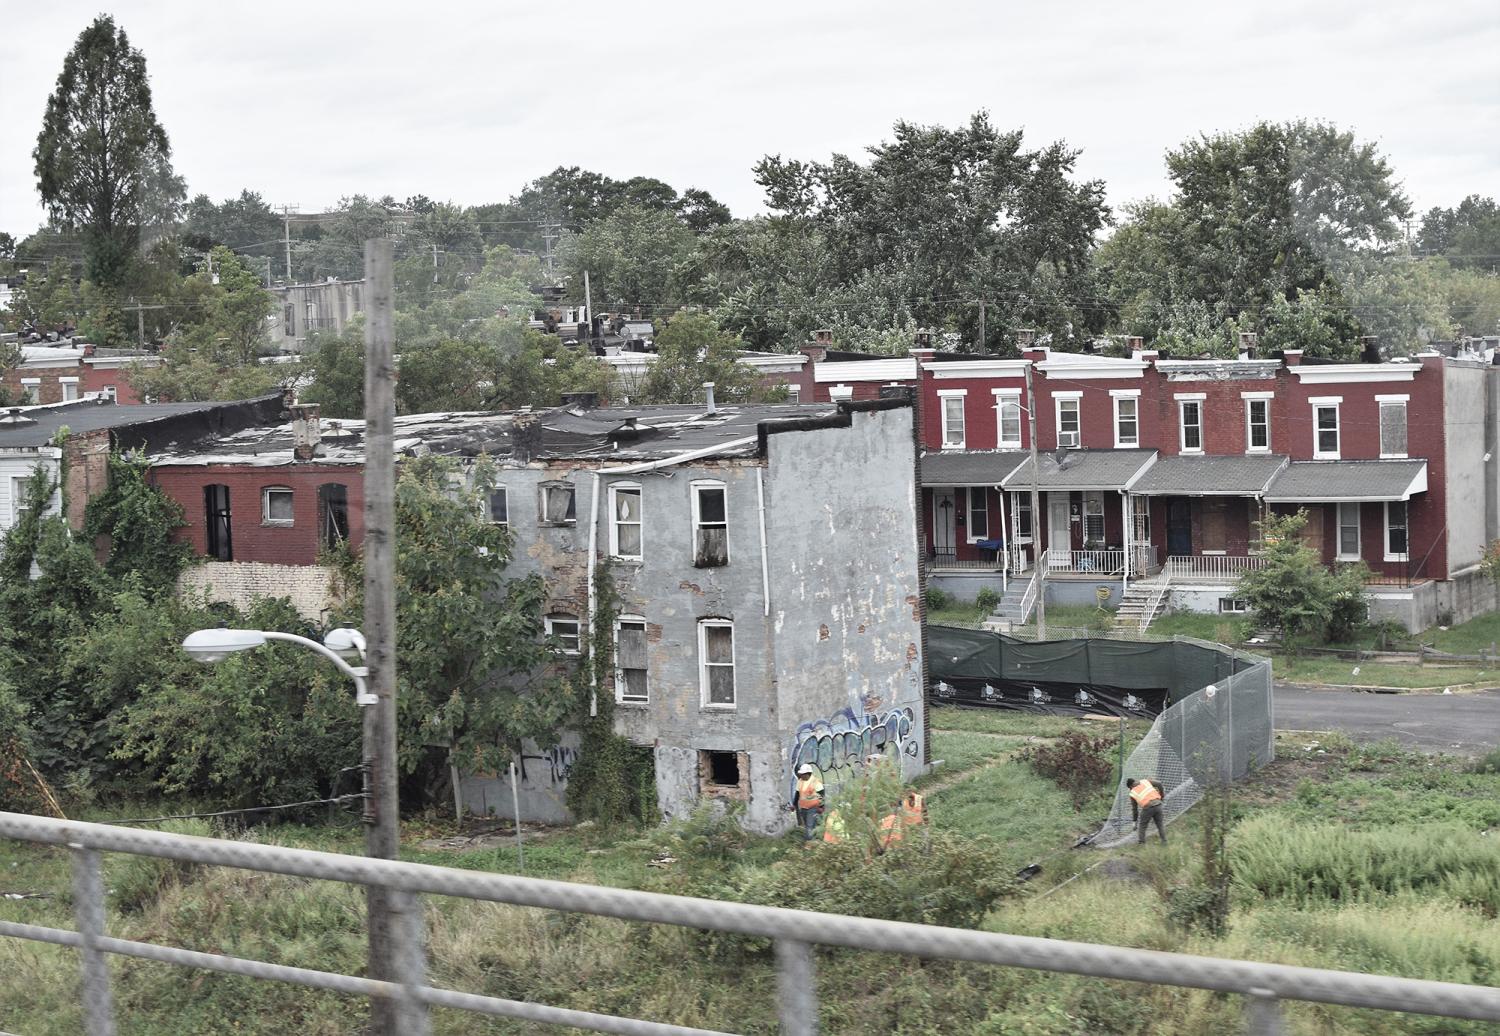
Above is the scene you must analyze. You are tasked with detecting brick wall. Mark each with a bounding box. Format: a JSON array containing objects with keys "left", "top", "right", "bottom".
[{"left": 178, "top": 561, "right": 341, "bottom": 621}]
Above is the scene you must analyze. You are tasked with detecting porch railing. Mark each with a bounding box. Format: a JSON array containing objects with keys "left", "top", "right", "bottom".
[
  {"left": 1131, "top": 543, "right": 1161, "bottom": 576},
  {"left": 1165, "top": 555, "right": 1269, "bottom": 582},
  {"left": 1047, "top": 549, "right": 1126, "bottom": 575},
  {"left": 927, "top": 550, "right": 1004, "bottom": 572},
  {"left": 1016, "top": 552, "right": 1043, "bottom": 624}
]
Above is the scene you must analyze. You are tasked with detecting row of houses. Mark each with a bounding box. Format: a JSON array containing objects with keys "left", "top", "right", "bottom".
[{"left": 1, "top": 342, "right": 157, "bottom": 405}]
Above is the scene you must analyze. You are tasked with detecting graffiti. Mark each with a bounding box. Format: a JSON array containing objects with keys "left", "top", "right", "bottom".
[
  {"left": 515, "top": 745, "right": 579, "bottom": 786},
  {"left": 788, "top": 706, "right": 918, "bottom": 805}
]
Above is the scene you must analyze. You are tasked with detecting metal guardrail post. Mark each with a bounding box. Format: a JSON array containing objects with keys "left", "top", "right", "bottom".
[
  {"left": 1245, "top": 987, "right": 1286, "bottom": 1035},
  {"left": 391, "top": 889, "right": 431, "bottom": 1035},
  {"left": 69, "top": 845, "right": 116, "bottom": 1036},
  {"left": 776, "top": 938, "right": 818, "bottom": 1036}
]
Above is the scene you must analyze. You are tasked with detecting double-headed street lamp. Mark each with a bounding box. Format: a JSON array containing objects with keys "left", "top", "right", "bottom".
[{"left": 181, "top": 627, "right": 377, "bottom": 706}]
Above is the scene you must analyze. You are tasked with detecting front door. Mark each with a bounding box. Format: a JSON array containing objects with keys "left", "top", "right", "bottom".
[
  {"left": 932, "top": 489, "right": 957, "bottom": 563},
  {"left": 1048, "top": 496, "right": 1071, "bottom": 566},
  {"left": 1167, "top": 498, "right": 1192, "bottom": 557}
]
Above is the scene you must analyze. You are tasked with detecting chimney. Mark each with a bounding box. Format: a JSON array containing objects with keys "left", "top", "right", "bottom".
[
  {"left": 1139, "top": 349, "right": 1159, "bottom": 364},
  {"left": 1016, "top": 328, "right": 1036, "bottom": 349},
  {"left": 1238, "top": 331, "right": 1258, "bottom": 361},
  {"left": 290, "top": 403, "right": 321, "bottom": 461},
  {"left": 1283, "top": 349, "right": 1303, "bottom": 367},
  {"left": 561, "top": 391, "right": 599, "bottom": 409},
  {"left": 81, "top": 343, "right": 96, "bottom": 358},
  {"left": 703, "top": 381, "right": 717, "bottom": 415},
  {"left": 1360, "top": 335, "right": 1381, "bottom": 364}
]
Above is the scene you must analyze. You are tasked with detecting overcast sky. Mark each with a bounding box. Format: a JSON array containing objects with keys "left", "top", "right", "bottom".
[{"left": 2, "top": 0, "right": 1497, "bottom": 238}]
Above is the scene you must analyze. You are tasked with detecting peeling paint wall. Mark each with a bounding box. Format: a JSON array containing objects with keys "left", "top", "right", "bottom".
[{"left": 177, "top": 561, "right": 340, "bottom": 621}]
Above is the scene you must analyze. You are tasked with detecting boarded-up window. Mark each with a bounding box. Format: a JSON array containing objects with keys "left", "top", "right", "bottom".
[
  {"left": 700, "top": 621, "right": 736, "bottom": 707},
  {"left": 616, "top": 619, "right": 648, "bottom": 703},
  {"left": 1201, "top": 499, "right": 1227, "bottom": 552},
  {"left": 541, "top": 482, "right": 576, "bottom": 524},
  {"left": 1380, "top": 402, "right": 1408, "bottom": 457}
]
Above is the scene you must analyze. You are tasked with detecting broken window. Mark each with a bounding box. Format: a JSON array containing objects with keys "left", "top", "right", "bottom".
[
  {"left": 486, "top": 486, "right": 508, "bottom": 526},
  {"left": 615, "top": 617, "right": 648, "bottom": 703},
  {"left": 204, "top": 484, "right": 233, "bottom": 561},
  {"left": 701, "top": 750, "right": 741, "bottom": 788},
  {"left": 262, "top": 486, "right": 294, "bottom": 525},
  {"left": 540, "top": 481, "right": 576, "bottom": 524},
  {"left": 546, "top": 613, "right": 581, "bottom": 655},
  {"left": 700, "top": 620, "right": 736, "bottom": 707},
  {"left": 318, "top": 483, "right": 349, "bottom": 549},
  {"left": 692, "top": 481, "right": 728, "bottom": 567},
  {"left": 610, "top": 482, "right": 642, "bottom": 559}
]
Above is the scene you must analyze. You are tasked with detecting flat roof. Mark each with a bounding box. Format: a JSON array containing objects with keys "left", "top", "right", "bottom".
[
  {"left": 1131, "top": 454, "right": 1289, "bottom": 496},
  {"left": 0, "top": 399, "right": 239, "bottom": 448}
]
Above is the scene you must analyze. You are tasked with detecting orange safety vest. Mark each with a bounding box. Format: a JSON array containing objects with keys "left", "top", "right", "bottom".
[
  {"left": 1129, "top": 781, "right": 1162, "bottom": 808},
  {"left": 900, "top": 793, "right": 926, "bottom": 828},
  {"left": 796, "top": 777, "right": 824, "bottom": 810},
  {"left": 822, "top": 810, "right": 846, "bottom": 843},
  {"left": 878, "top": 812, "right": 904, "bottom": 847}
]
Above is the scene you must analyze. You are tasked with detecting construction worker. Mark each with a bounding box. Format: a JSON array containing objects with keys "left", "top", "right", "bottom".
[
  {"left": 822, "top": 808, "right": 847, "bottom": 844},
  {"left": 1126, "top": 777, "right": 1166, "bottom": 845},
  {"left": 794, "top": 764, "right": 824, "bottom": 841},
  {"left": 877, "top": 789, "right": 928, "bottom": 851}
]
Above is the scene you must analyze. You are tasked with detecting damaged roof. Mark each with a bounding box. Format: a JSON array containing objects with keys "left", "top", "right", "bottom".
[
  {"left": 0, "top": 398, "right": 281, "bottom": 450},
  {"left": 148, "top": 401, "right": 849, "bottom": 467}
]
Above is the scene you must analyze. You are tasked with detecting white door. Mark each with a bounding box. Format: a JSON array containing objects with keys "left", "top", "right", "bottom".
[
  {"left": 932, "top": 489, "right": 957, "bottom": 562},
  {"left": 1048, "top": 496, "right": 1071, "bottom": 568}
]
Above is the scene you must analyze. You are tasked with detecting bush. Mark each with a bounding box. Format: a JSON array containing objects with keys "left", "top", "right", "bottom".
[
  {"left": 107, "top": 819, "right": 211, "bottom": 912},
  {"left": 1471, "top": 750, "right": 1500, "bottom": 775},
  {"left": 975, "top": 587, "right": 1001, "bottom": 614},
  {"left": 926, "top": 587, "right": 956, "bottom": 612},
  {"left": 1015, "top": 731, "right": 1115, "bottom": 810}
]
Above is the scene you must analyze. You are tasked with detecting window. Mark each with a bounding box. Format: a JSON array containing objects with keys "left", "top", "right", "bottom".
[
  {"left": 940, "top": 392, "right": 966, "bottom": 449},
  {"left": 699, "top": 620, "right": 736, "bottom": 707},
  {"left": 1055, "top": 396, "right": 1081, "bottom": 448},
  {"left": 1313, "top": 399, "right": 1341, "bottom": 459},
  {"left": 1218, "top": 597, "right": 1249, "bottom": 614},
  {"left": 204, "top": 484, "right": 232, "bottom": 561},
  {"left": 20, "top": 379, "right": 39, "bottom": 404},
  {"left": 1015, "top": 494, "right": 1033, "bottom": 539},
  {"left": 786, "top": 385, "right": 801, "bottom": 403},
  {"left": 1083, "top": 491, "right": 1105, "bottom": 545},
  {"left": 994, "top": 392, "right": 1022, "bottom": 448},
  {"left": 1178, "top": 397, "right": 1203, "bottom": 453},
  {"left": 692, "top": 481, "right": 729, "bottom": 566},
  {"left": 1385, "top": 501, "right": 1409, "bottom": 561},
  {"left": 609, "top": 482, "right": 642, "bottom": 559},
  {"left": 1337, "top": 502, "right": 1361, "bottom": 560},
  {"left": 262, "top": 486, "right": 294, "bottom": 525},
  {"left": 10, "top": 476, "right": 34, "bottom": 525},
  {"left": 699, "top": 750, "right": 745, "bottom": 793},
  {"left": 540, "top": 481, "right": 576, "bottom": 524},
  {"left": 966, "top": 488, "right": 989, "bottom": 542},
  {"left": 318, "top": 483, "right": 349, "bottom": 549},
  {"left": 103, "top": 385, "right": 117, "bottom": 402},
  {"left": 546, "top": 614, "right": 581, "bottom": 655},
  {"left": 615, "top": 617, "right": 648, "bottom": 703},
  {"left": 828, "top": 384, "right": 853, "bottom": 401},
  {"left": 1113, "top": 394, "right": 1139, "bottom": 448},
  {"left": 1379, "top": 400, "right": 1408, "bottom": 458},
  {"left": 60, "top": 378, "right": 79, "bottom": 402},
  {"left": 485, "top": 486, "right": 508, "bottom": 526},
  {"left": 1245, "top": 398, "right": 1271, "bottom": 453}
]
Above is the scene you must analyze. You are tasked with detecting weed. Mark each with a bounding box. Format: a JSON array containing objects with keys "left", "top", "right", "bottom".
[
  {"left": 975, "top": 587, "right": 1001, "bottom": 614},
  {"left": 1016, "top": 731, "right": 1116, "bottom": 810}
]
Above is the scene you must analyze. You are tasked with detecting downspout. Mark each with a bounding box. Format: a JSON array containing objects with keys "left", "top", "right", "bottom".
[
  {"left": 756, "top": 468, "right": 771, "bottom": 616},
  {"left": 586, "top": 471, "right": 601, "bottom": 717},
  {"left": 1121, "top": 490, "right": 1130, "bottom": 596},
  {"left": 999, "top": 484, "right": 1008, "bottom": 593}
]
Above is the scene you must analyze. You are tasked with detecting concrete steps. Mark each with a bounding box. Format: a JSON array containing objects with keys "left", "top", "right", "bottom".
[
  {"left": 1114, "top": 579, "right": 1168, "bottom": 633},
  {"left": 985, "top": 575, "right": 1037, "bottom": 628}
]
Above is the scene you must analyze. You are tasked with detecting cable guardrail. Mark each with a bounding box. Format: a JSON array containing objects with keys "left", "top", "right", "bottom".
[{"left": 3, "top": 810, "right": 1500, "bottom": 1035}]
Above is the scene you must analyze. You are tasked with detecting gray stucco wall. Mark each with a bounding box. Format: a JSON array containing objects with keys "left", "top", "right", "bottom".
[
  {"left": 765, "top": 406, "right": 926, "bottom": 815},
  {"left": 1444, "top": 361, "right": 1490, "bottom": 575}
]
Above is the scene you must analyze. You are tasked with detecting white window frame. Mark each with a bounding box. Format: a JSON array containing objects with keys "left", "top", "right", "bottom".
[
  {"left": 59, "top": 377, "right": 80, "bottom": 402},
  {"left": 1082, "top": 490, "right": 1105, "bottom": 545},
  {"left": 1177, "top": 394, "right": 1205, "bottom": 454},
  {"left": 614, "top": 616, "right": 649, "bottom": 703},
  {"left": 608, "top": 481, "right": 643, "bottom": 561},
  {"left": 10, "top": 475, "right": 34, "bottom": 526},
  {"left": 19, "top": 378, "right": 40, "bottom": 404},
  {"left": 1384, "top": 501, "right": 1409, "bottom": 562},
  {"left": 484, "top": 485, "right": 508, "bottom": 527},
  {"left": 1054, "top": 392, "right": 1082, "bottom": 449},
  {"left": 992, "top": 390, "right": 1022, "bottom": 449},
  {"left": 939, "top": 390, "right": 967, "bottom": 449},
  {"left": 545, "top": 613, "right": 582, "bottom": 655},
  {"left": 1336, "top": 502, "right": 1361, "bottom": 561},
  {"left": 698, "top": 618, "right": 737, "bottom": 709},
  {"left": 786, "top": 385, "right": 801, "bottom": 403},
  {"left": 262, "top": 486, "right": 294, "bottom": 526},
  {"left": 1218, "top": 597, "right": 1249, "bottom": 614},
  {"left": 1311, "top": 397, "right": 1342, "bottom": 460},
  {"left": 828, "top": 384, "right": 853, "bottom": 402},
  {"left": 966, "top": 487, "right": 989, "bottom": 543},
  {"left": 539, "top": 480, "right": 577, "bottom": 525},
  {"left": 1111, "top": 389, "right": 1140, "bottom": 448},
  {"left": 1377, "top": 396, "right": 1409, "bottom": 459},
  {"left": 691, "top": 479, "right": 729, "bottom": 566},
  {"left": 1242, "top": 392, "right": 1273, "bottom": 454},
  {"left": 103, "top": 385, "right": 117, "bottom": 402}
]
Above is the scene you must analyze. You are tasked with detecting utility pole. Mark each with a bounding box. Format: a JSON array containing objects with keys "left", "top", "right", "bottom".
[
  {"left": 1025, "top": 361, "right": 1046, "bottom": 638},
  {"left": 541, "top": 221, "right": 560, "bottom": 279},
  {"left": 977, "top": 300, "right": 986, "bottom": 353},
  {"left": 362, "top": 239, "right": 425, "bottom": 1034},
  {"left": 281, "top": 206, "right": 296, "bottom": 283},
  {"left": 121, "top": 300, "right": 165, "bottom": 351},
  {"left": 583, "top": 269, "right": 593, "bottom": 335}
]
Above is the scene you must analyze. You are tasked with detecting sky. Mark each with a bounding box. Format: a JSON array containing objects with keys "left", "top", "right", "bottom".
[{"left": 2, "top": 0, "right": 1497, "bottom": 239}]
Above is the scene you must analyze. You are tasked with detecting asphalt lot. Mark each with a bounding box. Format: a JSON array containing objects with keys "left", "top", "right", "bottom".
[{"left": 1274, "top": 683, "right": 1500, "bottom": 755}]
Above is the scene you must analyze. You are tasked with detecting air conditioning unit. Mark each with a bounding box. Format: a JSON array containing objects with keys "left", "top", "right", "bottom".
[{"left": 1058, "top": 431, "right": 1079, "bottom": 448}]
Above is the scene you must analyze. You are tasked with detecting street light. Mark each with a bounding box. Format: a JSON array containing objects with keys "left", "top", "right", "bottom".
[{"left": 181, "top": 628, "right": 377, "bottom": 706}]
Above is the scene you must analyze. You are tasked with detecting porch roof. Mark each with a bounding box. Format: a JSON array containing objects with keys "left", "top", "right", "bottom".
[
  {"left": 1263, "top": 460, "right": 1428, "bottom": 503},
  {"left": 999, "top": 449, "right": 1157, "bottom": 491},
  {"left": 1131, "top": 454, "right": 1289, "bottom": 496},
  {"left": 920, "top": 450, "right": 1026, "bottom": 486}
]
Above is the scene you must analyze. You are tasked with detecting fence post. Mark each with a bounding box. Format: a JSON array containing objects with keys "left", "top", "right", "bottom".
[
  {"left": 776, "top": 938, "right": 818, "bottom": 1036},
  {"left": 1244, "top": 987, "right": 1286, "bottom": 1035},
  {"left": 69, "top": 845, "right": 116, "bottom": 1036},
  {"left": 390, "top": 889, "right": 431, "bottom": 1035}
]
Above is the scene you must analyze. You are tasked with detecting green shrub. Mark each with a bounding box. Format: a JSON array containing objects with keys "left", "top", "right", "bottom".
[
  {"left": 975, "top": 587, "right": 1001, "bottom": 614},
  {"left": 1471, "top": 749, "right": 1500, "bottom": 775},
  {"left": 1016, "top": 731, "right": 1115, "bottom": 810},
  {"left": 926, "top": 587, "right": 956, "bottom": 612},
  {"left": 107, "top": 819, "right": 212, "bottom": 913}
]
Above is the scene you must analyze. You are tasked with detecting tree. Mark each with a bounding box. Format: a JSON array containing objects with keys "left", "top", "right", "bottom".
[
  {"left": 34, "top": 16, "right": 184, "bottom": 288},
  {"left": 633, "top": 312, "right": 767, "bottom": 404},
  {"left": 301, "top": 326, "right": 366, "bottom": 418},
  {"left": 180, "top": 190, "right": 282, "bottom": 270},
  {"left": 1419, "top": 196, "right": 1500, "bottom": 272},
  {"left": 563, "top": 203, "right": 699, "bottom": 316},
  {"left": 1237, "top": 511, "right": 1370, "bottom": 650}
]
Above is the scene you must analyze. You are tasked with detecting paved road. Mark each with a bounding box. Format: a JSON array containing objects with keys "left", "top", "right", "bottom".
[{"left": 1274, "top": 683, "right": 1500, "bottom": 754}]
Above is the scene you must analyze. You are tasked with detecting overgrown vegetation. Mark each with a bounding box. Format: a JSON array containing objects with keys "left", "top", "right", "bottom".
[{"left": 1015, "top": 730, "right": 1116, "bottom": 810}]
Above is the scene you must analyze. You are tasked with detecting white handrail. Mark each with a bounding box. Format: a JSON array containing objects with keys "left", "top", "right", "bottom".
[
  {"left": 1139, "top": 572, "right": 1172, "bottom": 633},
  {"left": 1165, "top": 555, "right": 1269, "bottom": 582}
]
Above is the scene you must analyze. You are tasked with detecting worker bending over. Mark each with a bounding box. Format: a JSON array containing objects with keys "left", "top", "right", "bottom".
[{"left": 1126, "top": 777, "right": 1167, "bottom": 845}]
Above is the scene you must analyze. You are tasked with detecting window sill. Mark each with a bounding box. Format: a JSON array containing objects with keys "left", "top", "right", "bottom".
[
  {"left": 700, "top": 703, "right": 737, "bottom": 712},
  {"left": 1245, "top": 447, "right": 1271, "bottom": 455},
  {"left": 617, "top": 699, "right": 650, "bottom": 708},
  {"left": 941, "top": 443, "right": 966, "bottom": 451},
  {"left": 1336, "top": 554, "right": 1362, "bottom": 563},
  {"left": 538, "top": 521, "right": 577, "bottom": 528},
  {"left": 1313, "top": 454, "right": 1341, "bottom": 461},
  {"left": 1179, "top": 448, "right": 1204, "bottom": 455},
  {"left": 1384, "top": 554, "right": 1409, "bottom": 564},
  {"left": 261, "top": 520, "right": 294, "bottom": 528},
  {"left": 1379, "top": 454, "right": 1409, "bottom": 460},
  {"left": 611, "top": 556, "right": 644, "bottom": 566}
]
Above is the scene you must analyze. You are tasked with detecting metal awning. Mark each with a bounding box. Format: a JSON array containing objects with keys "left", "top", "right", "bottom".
[
  {"left": 1263, "top": 460, "right": 1428, "bottom": 503},
  {"left": 999, "top": 449, "right": 1158, "bottom": 492},
  {"left": 920, "top": 450, "right": 1026, "bottom": 487},
  {"left": 1131, "top": 455, "right": 1289, "bottom": 497}
]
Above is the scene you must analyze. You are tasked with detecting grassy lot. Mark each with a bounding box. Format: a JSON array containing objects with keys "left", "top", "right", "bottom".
[
  {"left": 1426, "top": 610, "right": 1500, "bottom": 655},
  {"left": 4, "top": 717, "right": 1499, "bottom": 1034}
]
